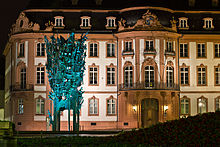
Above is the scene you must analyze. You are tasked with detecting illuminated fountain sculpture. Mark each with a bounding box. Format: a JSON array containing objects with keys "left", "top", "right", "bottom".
[{"left": 44, "top": 33, "right": 87, "bottom": 132}]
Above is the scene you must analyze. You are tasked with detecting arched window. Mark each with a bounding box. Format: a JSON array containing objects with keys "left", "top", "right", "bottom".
[
  {"left": 124, "top": 66, "right": 133, "bottom": 87},
  {"left": 166, "top": 66, "right": 174, "bottom": 88},
  {"left": 197, "top": 97, "right": 207, "bottom": 114},
  {"left": 88, "top": 97, "right": 98, "bottom": 115},
  {"left": 20, "top": 68, "right": 26, "bottom": 89},
  {"left": 36, "top": 98, "right": 45, "bottom": 115},
  {"left": 107, "top": 97, "right": 116, "bottom": 115},
  {"left": 144, "top": 66, "right": 154, "bottom": 88},
  {"left": 180, "top": 97, "right": 190, "bottom": 115}
]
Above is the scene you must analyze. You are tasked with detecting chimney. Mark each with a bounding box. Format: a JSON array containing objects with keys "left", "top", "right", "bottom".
[
  {"left": 188, "top": 0, "right": 196, "bottom": 7},
  {"left": 95, "top": 0, "right": 103, "bottom": 5},
  {"left": 71, "top": 0, "right": 79, "bottom": 5},
  {"left": 212, "top": 0, "right": 219, "bottom": 7}
]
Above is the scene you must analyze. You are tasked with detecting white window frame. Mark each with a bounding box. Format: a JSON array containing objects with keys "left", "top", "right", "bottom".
[
  {"left": 107, "top": 98, "right": 116, "bottom": 115},
  {"left": 106, "top": 17, "right": 116, "bottom": 28},
  {"left": 54, "top": 16, "right": 65, "bottom": 27},
  {"left": 197, "top": 43, "right": 206, "bottom": 58},
  {"left": 107, "top": 43, "right": 115, "bottom": 57},
  {"left": 36, "top": 42, "right": 45, "bottom": 57},
  {"left": 215, "top": 44, "right": 220, "bottom": 57},
  {"left": 198, "top": 98, "right": 207, "bottom": 114},
  {"left": 19, "top": 43, "right": 25, "bottom": 57},
  {"left": 180, "top": 43, "right": 188, "bottom": 57},
  {"left": 18, "top": 99, "right": 24, "bottom": 114},
  {"left": 203, "top": 18, "right": 214, "bottom": 29},
  {"left": 181, "top": 98, "right": 189, "bottom": 115},
  {"left": 216, "top": 98, "right": 220, "bottom": 111},
  {"left": 144, "top": 66, "right": 154, "bottom": 88},
  {"left": 37, "top": 67, "right": 45, "bottom": 84},
  {"left": 89, "top": 67, "right": 98, "bottom": 85},
  {"left": 80, "top": 16, "right": 91, "bottom": 28},
  {"left": 166, "top": 41, "right": 173, "bottom": 52},
  {"left": 215, "top": 67, "right": 220, "bottom": 85},
  {"left": 36, "top": 98, "right": 45, "bottom": 115},
  {"left": 178, "top": 17, "right": 189, "bottom": 29},
  {"left": 89, "top": 43, "right": 98, "bottom": 57},
  {"left": 166, "top": 66, "right": 174, "bottom": 88},
  {"left": 180, "top": 67, "right": 189, "bottom": 85},
  {"left": 198, "top": 67, "right": 206, "bottom": 85},
  {"left": 145, "top": 40, "right": 154, "bottom": 50},
  {"left": 107, "top": 67, "right": 115, "bottom": 85},
  {"left": 124, "top": 66, "right": 133, "bottom": 87},
  {"left": 89, "top": 98, "right": 98, "bottom": 115},
  {"left": 125, "top": 41, "right": 132, "bottom": 51}
]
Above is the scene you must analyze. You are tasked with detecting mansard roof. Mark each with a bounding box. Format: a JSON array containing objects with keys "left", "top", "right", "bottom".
[{"left": 26, "top": 0, "right": 220, "bottom": 11}]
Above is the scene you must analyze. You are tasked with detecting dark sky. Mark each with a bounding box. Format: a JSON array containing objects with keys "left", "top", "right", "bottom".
[{"left": 0, "top": 0, "right": 30, "bottom": 89}]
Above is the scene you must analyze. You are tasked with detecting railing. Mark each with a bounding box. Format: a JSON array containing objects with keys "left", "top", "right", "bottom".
[
  {"left": 144, "top": 48, "right": 157, "bottom": 55},
  {"left": 119, "top": 81, "right": 180, "bottom": 91},
  {"left": 10, "top": 84, "right": 34, "bottom": 92},
  {"left": 122, "top": 49, "right": 134, "bottom": 56},
  {"left": 164, "top": 50, "right": 175, "bottom": 56}
]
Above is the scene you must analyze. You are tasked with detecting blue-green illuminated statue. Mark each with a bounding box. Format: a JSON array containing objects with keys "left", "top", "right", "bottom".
[{"left": 44, "top": 33, "right": 87, "bottom": 132}]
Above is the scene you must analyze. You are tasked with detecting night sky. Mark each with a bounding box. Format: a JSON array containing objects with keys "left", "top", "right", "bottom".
[{"left": 0, "top": 0, "right": 30, "bottom": 89}]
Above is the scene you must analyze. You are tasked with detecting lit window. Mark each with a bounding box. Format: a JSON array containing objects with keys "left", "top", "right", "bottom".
[
  {"left": 198, "top": 97, "right": 207, "bottom": 114},
  {"left": 216, "top": 98, "right": 220, "bottom": 111},
  {"left": 20, "top": 68, "right": 26, "bottom": 89},
  {"left": 19, "top": 43, "right": 25, "bottom": 57},
  {"left": 203, "top": 18, "right": 214, "bottom": 29},
  {"left": 124, "top": 66, "right": 133, "bottom": 87},
  {"left": 89, "top": 98, "right": 98, "bottom": 115},
  {"left": 80, "top": 16, "right": 91, "bottom": 28},
  {"left": 18, "top": 99, "right": 24, "bottom": 114},
  {"left": 144, "top": 66, "right": 154, "bottom": 88},
  {"left": 107, "top": 98, "right": 116, "bottom": 115},
  {"left": 181, "top": 98, "right": 190, "bottom": 115},
  {"left": 180, "top": 67, "right": 189, "bottom": 85},
  {"left": 89, "top": 43, "right": 98, "bottom": 57},
  {"left": 107, "top": 67, "right": 115, "bottom": 85},
  {"left": 37, "top": 67, "right": 45, "bottom": 84},
  {"left": 54, "top": 16, "right": 64, "bottom": 27},
  {"left": 179, "top": 17, "right": 189, "bottom": 28},
  {"left": 166, "top": 41, "right": 173, "bottom": 52},
  {"left": 197, "top": 66, "right": 206, "bottom": 85},
  {"left": 89, "top": 67, "right": 98, "bottom": 85},
  {"left": 125, "top": 41, "right": 132, "bottom": 52},
  {"left": 197, "top": 43, "right": 206, "bottom": 58},
  {"left": 106, "top": 17, "right": 116, "bottom": 28},
  {"left": 36, "top": 99, "right": 45, "bottom": 115},
  {"left": 166, "top": 66, "right": 174, "bottom": 88},
  {"left": 145, "top": 40, "right": 154, "bottom": 51},
  {"left": 37, "top": 43, "right": 45, "bottom": 57},
  {"left": 215, "top": 44, "right": 220, "bottom": 58},
  {"left": 180, "top": 43, "right": 188, "bottom": 57},
  {"left": 107, "top": 43, "right": 115, "bottom": 57},
  {"left": 215, "top": 67, "right": 220, "bottom": 85}
]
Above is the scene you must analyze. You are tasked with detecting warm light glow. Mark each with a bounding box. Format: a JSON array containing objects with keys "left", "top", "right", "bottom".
[
  {"left": 199, "top": 102, "right": 203, "bottom": 107},
  {"left": 133, "top": 105, "right": 137, "bottom": 112},
  {"left": 164, "top": 105, "right": 168, "bottom": 111}
]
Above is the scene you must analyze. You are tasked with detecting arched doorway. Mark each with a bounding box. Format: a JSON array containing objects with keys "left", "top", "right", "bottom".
[{"left": 141, "top": 98, "right": 159, "bottom": 128}]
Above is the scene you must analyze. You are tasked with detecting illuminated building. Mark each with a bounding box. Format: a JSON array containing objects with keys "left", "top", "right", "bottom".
[{"left": 3, "top": 0, "right": 220, "bottom": 131}]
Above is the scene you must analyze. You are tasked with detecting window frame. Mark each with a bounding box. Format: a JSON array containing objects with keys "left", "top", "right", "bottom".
[
  {"left": 105, "top": 16, "right": 117, "bottom": 29},
  {"left": 18, "top": 99, "right": 24, "bottom": 114},
  {"left": 88, "top": 64, "right": 99, "bottom": 86},
  {"left": 166, "top": 41, "right": 174, "bottom": 52},
  {"left": 35, "top": 98, "right": 45, "bottom": 115},
  {"left": 166, "top": 66, "right": 174, "bottom": 88},
  {"left": 197, "top": 96, "right": 208, "bottom": 114},
  {"left": 215, "top": 97, "right": 220, "bottom": 111},
  {"left": 144, "top": 65, "right": 155, "bottom": 88},
  {"left": 80, "top": 16, "right": 91, "bottom": 29},
  {"left": 54, "top": 16, "right": 65, "bottom": 28},
  {"left": 179, "top": 43, "right": 189, "bottom": 58},
  {"left": 106, "top": 96, "right": 117, "bottom": 116},
  {"left": 197, "top": 65, "right": 207, "bottom": 86},
  {"left": 214, "top": 43, "right": 220, "bottom": 58},
  {"left": 106, "top": 42, "right": 116, "bottom": 58},
  {"left": 88, "top": 96, "right": 99, "bottom": 116},
  {"left": 180, "top": 96, "right": 190, "bottom": 116},
  {"left": 178, "top": 17, "right": 189, "bottom": 29},
  {"left": 203, "top": 18, "right": 214, "bottom": 29},
  {"left": 145, "top": 40, "right": 154, "bottom": 51},
  {"left": 124, "top": 40, "right": 133, "bottom": 52},
  {"left": 36, "top": 66, "right": 45, "bottom": 85},
  {"left": 197, "top": 43, "right": 206, "bottom": 58},
  {"left": 18, "top": 43, "right": 25, "bottom": 58},
  {"left": 106, "top": 64, "right": 116, "bottom": 86},
  {"left": 89, "top": 42, "right": 99, "bottom": 58},
  {"left": 180, "top": 64, "right": 190, "bottom": 86},
  {"left": 20, "top": 68, "right": 26, "bottom": 89},
  {"left": 214, "top": 65, "right": 220, "bottom": 86},
  {"left": 36, "top": 42, "right": 46, "bottom": 57},
  {"left": 123, "top": 62, "right": 134, "bottom": 88}
]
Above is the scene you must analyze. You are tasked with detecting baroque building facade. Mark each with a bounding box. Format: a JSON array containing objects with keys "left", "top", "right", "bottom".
[{"left": 3, "top": 0, "right": 220, "bottom": 131}]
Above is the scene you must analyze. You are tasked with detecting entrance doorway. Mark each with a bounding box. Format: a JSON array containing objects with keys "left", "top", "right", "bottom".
[{"left": 141, "top": 98, "right": 159, "bottom": 128}]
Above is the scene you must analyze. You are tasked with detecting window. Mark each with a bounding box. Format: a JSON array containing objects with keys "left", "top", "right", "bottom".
[
  {"left": 215, "top": 67, "right": 220, "bottom": 85},
  {"left": 106, "top": 17, "right": 116, "bottom": 28},
  {"left": 180, "top": 67, "right": 189, "bottom": 85},
  {"left": 124, "top": 66, "right": 133, "bottom": 87},
  {"left": 19, "top": 43, "right": 24, "bottom": 57},
  {"left": 20, "top": 68, "right": 26, "bottom": 89},
  {"left": 179, "top": 18, "right": 188, "bottom": 28},
  {"left": 107, "top": 98, "right": 116, "bottom": 115},
  {"left": 107, "top": 67, "right": 115, "bottom": 85},
  {"left": 197, "top": 43, "right": 206, "bottom": 58},
  {"left": 166, "top": 66, "right": 174, "bottom": 88},
  {"left": 89, "top": 97, "right": 98, "bottom": 115},
  {"left": 215, "top": 44, "right": 220, "bottom": 58},
  {"left": 36, "top": 99, "right": 45, "bottom": 114},
  {"left": 197, "top": 66, "right": 206, "bottom": 86},
  {"left": 107, "top": 43, "right": 115, "bottom": 57},
  {"left": 125, "top": 41, "right": 132, "bottom": 52},
  {"left": 145, "top": 40, "right": 154, "bottom": 50},
  {"left": 216, "top": 98, "right": 220, "bottom": 111},
  {"left": 144, "top": 66, "right": 154, "bottom": 88},
  {"left": 80, "top": 16, "right": 91, "bottom": 28},
  {"left": 37, "top": 43, "right": 45, "bottom": 57},
  {"left": 166, "top": 41, "right": 173, "bottom": 52},
  {"left": 37, "top": 67, "right": 45, "bottom": 84},
  {"left": 180, "top": 43, "right": 188, "bottom": 57},
  {"left": 203, "top": 18, "right": 214, "bottom": 29},
  {"left": 89, "top": 43, "right": 98, "bottom": 57},
  {"left": 18, "top": 99, "right": 24, "bottom": 114},
  {"left": 181, "top": 98, "right": 190, "bottom": 115},
  {"left": 89, "top": 66, "right": 98, "bottom": 85},
  {"left": 54, "top": 16, "right": 64, "bottom": 27},
  {"left": 198, "top": 97, "right": 207, "bottom": 114}
]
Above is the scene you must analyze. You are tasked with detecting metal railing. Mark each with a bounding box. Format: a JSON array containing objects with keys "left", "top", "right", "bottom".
[
  {"left": 10, "top": 84, "right": 34, "bottom": 92},
  {"left": 119, "top": 81, "right": 180, "bottom": 91}
]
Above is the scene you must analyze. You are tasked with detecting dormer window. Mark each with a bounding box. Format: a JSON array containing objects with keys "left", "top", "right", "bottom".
[
  {"left": 106, "top": 17, "right": 116, "bottom": 29},
  {"left": 54, "top": 16, "right": 65, "bottom": 28},
  {"left": 178, "top": 17, "right": 189, "bottom": 29},
  {"left": 80, "top": 16, "right": 91, "bottom": 29},
  {"left": 203, "top": 18, "right": 214, "bottom": 29}
]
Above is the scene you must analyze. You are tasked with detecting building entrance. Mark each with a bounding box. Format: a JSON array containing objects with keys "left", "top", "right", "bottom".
[{"left": 141, "top": 98, "right": 159, "bottom": 128}]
